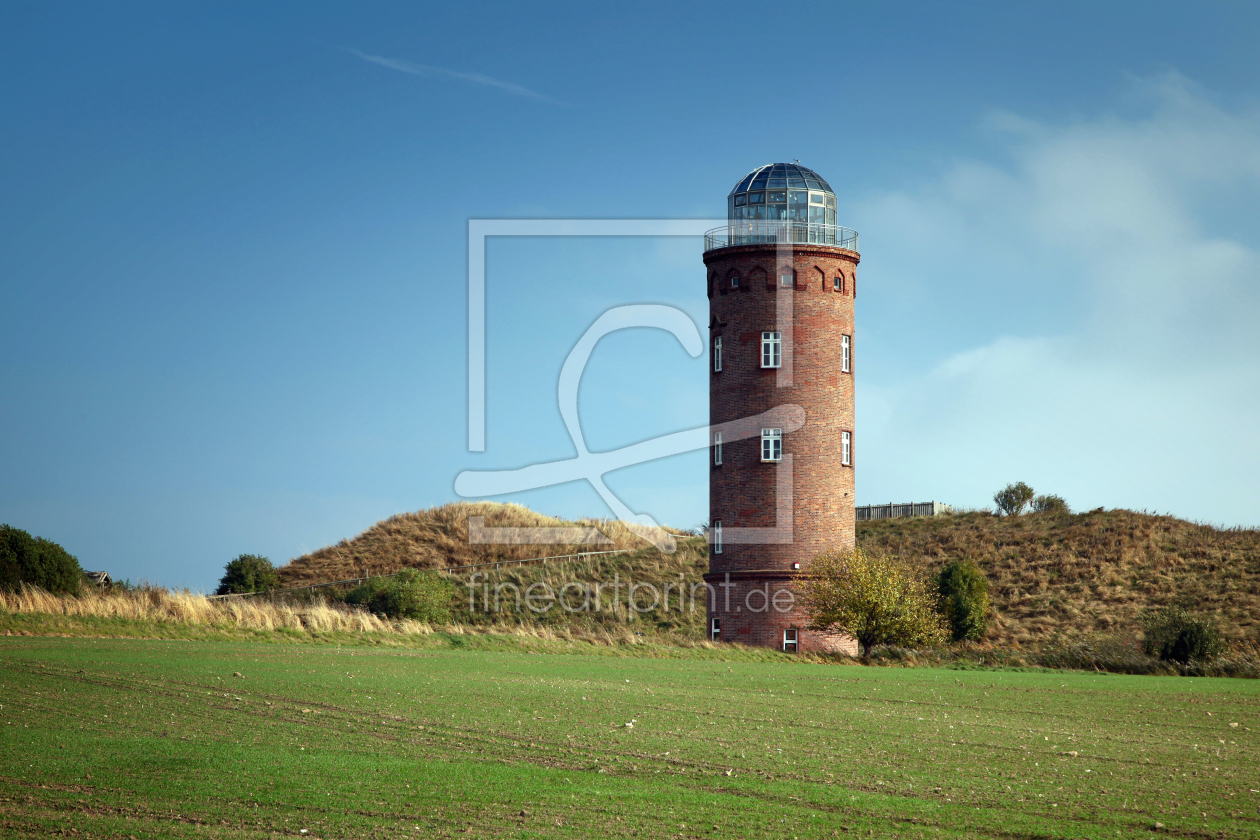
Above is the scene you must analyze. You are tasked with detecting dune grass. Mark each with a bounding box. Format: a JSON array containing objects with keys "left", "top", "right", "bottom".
[
  {"left": 277, "top": 502, "right": 691, "bottom": 588},
  {"left": 1, "top": 636, "right": 1257, "bottom": 838},
  {"left": 857, "top": 508, "right": 1260, "bottom": 646}
]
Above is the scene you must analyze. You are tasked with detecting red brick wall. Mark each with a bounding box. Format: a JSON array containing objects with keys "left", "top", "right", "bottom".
[
  {"left": 704, "top": 243, "right": 859, "bottom": 653},
  {"left": 700, "top": 573, "right": 858, "bottom": 655}
]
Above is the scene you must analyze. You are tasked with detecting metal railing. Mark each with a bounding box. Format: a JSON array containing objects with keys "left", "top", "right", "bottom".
[
  {"left": 856, "top": 501, "right": 952, "bottom": 521},
  {"left": 704, "top": 222, "right": 858, "bottom": 252}
]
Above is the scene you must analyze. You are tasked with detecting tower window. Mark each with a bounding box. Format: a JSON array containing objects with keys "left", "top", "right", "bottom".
[
  {"left": 761, "top": 331, "right": 781, "bottom": 368},
  {"left": 713, "top": 432, "right": 723, "bottom": 466},
  {"left": 712, "top": 520, "right": 722, "bottom": 554},
  {"left": 834, "top": 274, "right": 844, "bottom": 293},
  {"left": 713, "top": 336, "right": 722, "bottom": 372},
  {"left": 730, "top": 273, "right": 739, "bottom": 289},
  {"left": 841, "top": 431, "right": 852, "bottom": 466},
  {"left": 710, "top": 617, "right": 721, "bottom": 641},
  {"left": 841, "top": 334, "right": 851, "bottom": 373},
  {"left": 783, "top": 628, "right": 798, "bottom": 652},
  {"left": 779, "top": 269, "right": 794, "bottom": 287},
  {"left": 761, "top": 428, "right": 783, "bottom": 462}
]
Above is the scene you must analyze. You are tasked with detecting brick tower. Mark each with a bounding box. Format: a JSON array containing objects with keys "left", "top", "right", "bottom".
[{"left": 704, "top": 163, "right": 859, "bottom": 654}]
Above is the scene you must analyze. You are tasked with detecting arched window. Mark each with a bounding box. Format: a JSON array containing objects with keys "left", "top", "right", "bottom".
[
  {"left": 834, "top": 273, "right": 845, "bottom": 293},
  {"left": 779, "top": 268, "right": 795, "bottom": 287}
]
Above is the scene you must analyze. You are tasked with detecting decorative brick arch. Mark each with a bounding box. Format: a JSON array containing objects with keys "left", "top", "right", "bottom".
[
  {"left": 815, "top": 265, "right": 827, "bottom": 292},
  {"left": 748, "top": 265, "right": 767, "bottom": 290}
]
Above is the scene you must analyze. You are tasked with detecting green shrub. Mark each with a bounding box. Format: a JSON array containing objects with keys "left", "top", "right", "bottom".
[
  {"left": 215, "top": 554, "right": 279, "bottom": 595},
  {"left": 343, "top": 569, "right": 455, "bottom": 623},
  {"left": 1030, "top": 494, "right": 1070, "bottom": 514},
  {"left": 993, "top": 482, "right": 1035, "bottom": 516},
  {"left": 802, "top": 547, "right": 947, "bottom": 654},
  {"left": 1142, "top": 607, "right": 1224, "bottom": 663},
  {"left": 0, "top": 525, "right": 84, "bottom": 594},
  {"left": 936, "top": 559, "right": 991, "bottom": 642}
]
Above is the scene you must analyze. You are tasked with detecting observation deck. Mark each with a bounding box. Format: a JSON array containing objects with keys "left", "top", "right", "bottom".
[{"left": 703, "top": 222, "right": 859, "bottom": 253}]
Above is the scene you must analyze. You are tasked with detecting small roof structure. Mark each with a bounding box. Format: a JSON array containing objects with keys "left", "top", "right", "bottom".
[{"left": 84, "top": 571, "right": 111, "bottom": 587}]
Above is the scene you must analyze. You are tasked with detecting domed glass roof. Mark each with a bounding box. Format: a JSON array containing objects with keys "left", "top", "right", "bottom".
[
  {"left": 727, "top": 162, "right": 837, "bottom": 227},
  {"left": 730, "top": 162, "right": 833, "bottom": 194}
]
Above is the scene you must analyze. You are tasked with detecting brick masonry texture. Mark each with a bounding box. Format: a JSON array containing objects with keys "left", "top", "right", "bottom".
[{"left": 703, "top": 243, "right": 859, "bottom": 655}]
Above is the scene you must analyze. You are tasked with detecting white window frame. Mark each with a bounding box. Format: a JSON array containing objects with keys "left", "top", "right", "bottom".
[
  {"left": 713, "top": 432, "right": 723, "bottom": 466},
  {"left": 713, "top": 336, "right": 722, "bottom": 372},
  {"left": 730, "top": 274, "right": 739, "bottom": 289},
  {"left": 780, "top": 270, "right": 794, "bottom": 287},
  {"left": 841, "top": 334, "right": 851, "bottom": 373},
  {"left": 712, "top": 520, "right": 722, "bottom": 554},
  {"left": 761, "top": 331, "right": 781, "bottom": 368},
  {"left": 761, "top": 428, "right": 782, "bottom": 462},
  {"left": 710, "top": 617, "right": 721, "bottom": 641},
  {"left": 783, "top": 628, "right": 798, "bottom": 652},
  {"left": 834, "top": 274, "right": 842, "bottom": 292},
  {"left": 841, "top": 430, "right": 852, "bottom": 466}
]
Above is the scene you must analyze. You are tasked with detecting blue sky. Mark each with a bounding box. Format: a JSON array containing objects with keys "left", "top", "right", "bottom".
[{"left": 3, "top": 2, "right": 1259, "bottom": 590}]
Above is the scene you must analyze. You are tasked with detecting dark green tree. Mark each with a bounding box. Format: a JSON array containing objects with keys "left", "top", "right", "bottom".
[
  {"left": 344, "top": 569, "right": 455, "bottom": 623},
  {"left": 0, "top": 525, "right": 84, "bottom": 594},
  {"left": 936, "top": 559, "right": 991, "bottom": 642},
  {"left": 1142, "top": 607, "right": 1224, "bottom": 663},
  {"left": 994, "top": 482, "right": 1035, "bottom": 516},
  {"left": 215, "top": 554, "right": 279, "bottom": 595}
]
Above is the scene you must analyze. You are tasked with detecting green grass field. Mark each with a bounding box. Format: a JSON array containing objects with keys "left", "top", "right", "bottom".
[{"left": 1, "top": 637, "right": 1257, "bottom": 839}]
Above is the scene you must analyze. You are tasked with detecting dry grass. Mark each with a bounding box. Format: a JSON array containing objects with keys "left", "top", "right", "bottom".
[
  {"left": 0, "top": 584, "right": 429, "bottom": 636},
  {"left": 278, "top": 501, "right": 686, "bottom": 587},
  {"left": 0, "top": 582, "right": 715, "bottom": 649},
  {"left": 857, "top": 507, "right": 1260, "bottom": 646}
]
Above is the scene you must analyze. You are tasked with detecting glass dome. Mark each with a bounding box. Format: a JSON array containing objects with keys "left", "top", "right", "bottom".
[{"left": 728, "top": 162, "right": 836, "bottom": 226}]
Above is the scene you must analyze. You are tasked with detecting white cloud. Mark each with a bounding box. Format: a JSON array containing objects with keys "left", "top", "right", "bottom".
[
  {"left": 855, "top": 73, "right": 1260, "bottom": 525},
  {"left": 343, "top": 48, "right": 564, "bottom": 104}
]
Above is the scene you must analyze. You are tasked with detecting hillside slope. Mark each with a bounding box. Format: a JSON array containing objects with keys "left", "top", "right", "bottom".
[
  {"left": 278, "top": 502, "right": 685, "bottom": 587},
  {"left": 282, "top": 503, "right": 1260, "bottom": 647},
  {"left": 857, "top": 508, "right": 1260, "bottom": 645}
]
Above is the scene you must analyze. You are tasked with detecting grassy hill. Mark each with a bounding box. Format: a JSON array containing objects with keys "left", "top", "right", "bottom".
[
  {"left": 277, "top": 501, "right": 690, "bottom": 586},
  {"left": 858, "top": 508, "right": 1260, "bottom": 646},
  {"left": 277, "top": 502, "right": 1260, "bottom": 647}
]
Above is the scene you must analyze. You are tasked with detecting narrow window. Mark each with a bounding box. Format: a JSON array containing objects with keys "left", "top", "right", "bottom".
[
  {"left": 783, "top": 628, "right": 798, "bottom": 652},
  {"left": 713, "top": 336, "right": 722, "bottom": 372},
  {"left": 761, "top": 428, "right": 783, "bottom": 462},
  {"left": 730, "top": 274, "right": 739, "bottom": 289},
  {"left": 780, "top": 269, "right": 793, "bottom": 287},
  {"left": 841, "top": 431, "right": 852, "bottom": 466},
  {"left": 713, "top": 520, "right": 723, "bottom": 554},
  {"left": 710, "top": 617, "right": 721, "bottom": 641},
  {"left": 713, "top": 432, "right": 723, "bottom": 466},
  {"left": 841, "top": 334, "right": 851, "bottom": 373},
  {"left": 761, "top": 331, "right": 781, "bottom": 368},
  {"left": 834, "top": 274, "right": 844, "bottom": 293}
]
